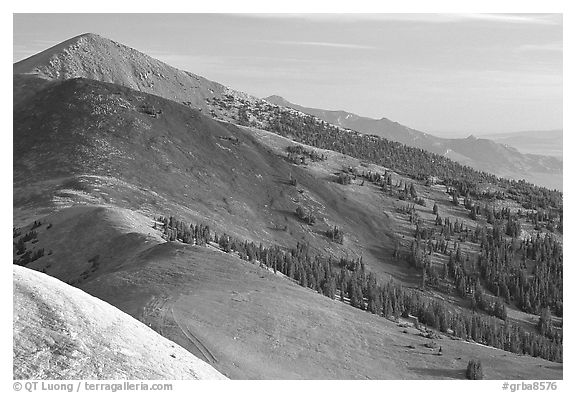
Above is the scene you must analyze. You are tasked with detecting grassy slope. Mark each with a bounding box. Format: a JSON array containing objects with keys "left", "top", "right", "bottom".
[
  {"left": 14, "top": 74, "right": 560, "bottom": 324},
  {"left": 17, "top": 206, "right": 559, "bottom": 379},
  {"left": 13, "top": 76, "right": 562, "bottom": 379},
  {"left": 13, "top": 202, "right": 562, "bottom": 379},
  {"left": 79, "top": 233, "right": 562, "bottom": 380},
  {"left": 245, "top": 126, "right": 563, "bottom": 331},
  {"left": 13, "top": 76, "right": 404, "bottom": 280}
]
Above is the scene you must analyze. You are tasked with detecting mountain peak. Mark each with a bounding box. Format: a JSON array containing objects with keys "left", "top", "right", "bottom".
[
  {"left": 77, "top": 32, "right": 102, "bottom": 39},
  {"left": 64, "top": 32, "right": 103, "bottom": 42},
  {"left": 14, "top": 32, "right": 124, "bottom": 77},
  {"left": 264, "top": 95, "right": 292, "bottom": 106},
  {"left": 71, "top": 32, "right": 113, "bottom": 45}
]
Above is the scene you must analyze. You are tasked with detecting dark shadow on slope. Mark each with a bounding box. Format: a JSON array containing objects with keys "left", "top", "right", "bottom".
[{"left": 366, "top": 244, "right": 420, "bottom": 286}]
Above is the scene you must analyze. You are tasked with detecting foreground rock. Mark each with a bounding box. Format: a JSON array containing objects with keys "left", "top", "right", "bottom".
[{"left": 13, "top": 266, "right": 227, "bottom": 380}]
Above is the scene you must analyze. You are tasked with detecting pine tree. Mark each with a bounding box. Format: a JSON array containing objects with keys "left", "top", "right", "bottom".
[
  {"left": 466, "top": 360, "right": 484, "bottom": 380},
  {"left": 537, "top": 307, "right": 553, "bottom": 338}
]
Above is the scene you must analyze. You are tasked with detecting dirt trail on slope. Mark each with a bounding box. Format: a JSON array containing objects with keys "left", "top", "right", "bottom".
[
  {"left": 13, "top": 266, "right": 226, "bottom": 380},
  {"left": 141, "top": 294, "right": 217, "bottom": 365},
  {"left": 171, "top": 307, "right": 218, "bottom": 364}
]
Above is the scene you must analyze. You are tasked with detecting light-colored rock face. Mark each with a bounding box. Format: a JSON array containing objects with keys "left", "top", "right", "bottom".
[{"left": 13, "top": 266, "right": 227, "bottom": 380}]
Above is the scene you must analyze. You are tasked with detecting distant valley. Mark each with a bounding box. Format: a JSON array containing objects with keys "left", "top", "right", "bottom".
[{"left": 484, "top": 130, "right": 563, "bottom": 159}]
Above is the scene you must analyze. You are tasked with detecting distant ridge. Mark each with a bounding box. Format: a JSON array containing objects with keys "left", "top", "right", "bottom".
[
  {"left": 264, "top": 95, "right": 563, "bottom": 190},
  {"left": 12, "top": 33, "right": 562, "bottom": 190},
  {"left": 485, "top": 130, "right": 563, "bottom": 159},
  {"left": 264, "top": 94, "right": 430, "bottom": 144}
]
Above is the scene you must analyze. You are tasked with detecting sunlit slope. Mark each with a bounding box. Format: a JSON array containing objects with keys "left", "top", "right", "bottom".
[
  {"left": 13, "top": 33, "right": 231, "bottom": 113},
  {"left": 13, "top": 265, "right": 227, "bottom": 380}
]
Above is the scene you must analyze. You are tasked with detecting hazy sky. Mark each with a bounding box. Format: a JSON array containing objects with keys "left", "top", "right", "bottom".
[{"left": 13, "top": 13, "right": 562, "bottom": 135}]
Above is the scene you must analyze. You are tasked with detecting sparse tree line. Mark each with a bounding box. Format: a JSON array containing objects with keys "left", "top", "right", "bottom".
[
  {"left": 351, "top": 167, "right": 559, "bottom": 239},
  {"left": 321, "top": 163, "right": 563, "bottom": 347},
  {"left": 13, "top": 220, "right": 52, "bottom": 266},
  {"left": 466, "top": 360, "right": 484, "bottom": 380},
  {"left": 154, "top": 216, "right": 212, "bottom": 245},
  {"left": 286, "top": 145, "right": 326, "bottom": 164},
  {"left": 243, "top": 103, "right": 563, "bottom": 212},
  {"left": 357, "top": 169, "right": 426, "bottom": 206},
  {"left": 209, "top": 96, "right": 562, "bottom": 232},
  {"left": 155, "top": 214, "right": 562, "bottom": 362},
  {"left": 398, "top": 203, "right": 562, "bottom": 340},
  {"left": 295, "top": 205, "right": 317, "bottom": 225},
  {"left": 326, "top": 226, "right": 344, "bottom": 244},
  {"left": 447, "top": 180, "right": 561, "bottom": 230}
]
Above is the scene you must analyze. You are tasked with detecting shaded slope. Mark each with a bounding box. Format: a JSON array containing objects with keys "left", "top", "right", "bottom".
[
  {"left": 264, "top": 95, "right": 562, "bottom": 190},
  {"left": 13, "top": 76, "right": 298, "bottom": 240},
  {"left": 13, "top": 76, "right": 402, "bottom": 281},
  {"left": 12, "top": 205, "right": 163, "bottom": 285},
  {"left": 13, "top": 74, "right": 55, "bottom": 106},
  {"left": 13, "top": 265, "right": 227, "bottom": 380}
]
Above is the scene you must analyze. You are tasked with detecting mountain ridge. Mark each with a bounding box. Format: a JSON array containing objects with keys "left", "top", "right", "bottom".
[
  {"left": 14, "top": 32, "right": 242, "bottom": 115},
  {"left": 14, "top": 32, "right": 561, "bottom": 190},
  {"left": 264, "top": 95, "right": 562, "bottom": 190},
  {"left": 484, "top": 129, "right": 563, "bottom": 158}
]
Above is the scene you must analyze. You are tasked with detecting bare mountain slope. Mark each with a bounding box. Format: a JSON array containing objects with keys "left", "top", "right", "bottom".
[
  {"left": 13, "top": 265, "right": 227, "bottom": 380},
  {"left": 13, "top": 33, "right": 239, "bottom": 114},
  {"left": 13, "top": 76, "right": 403, "bottom": 282},
  {"left": 264, "top": 96, "right": 562, "bottom": 190}
]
